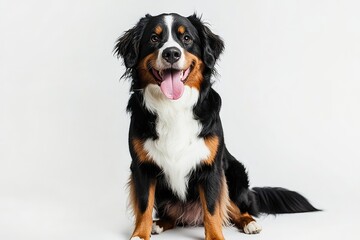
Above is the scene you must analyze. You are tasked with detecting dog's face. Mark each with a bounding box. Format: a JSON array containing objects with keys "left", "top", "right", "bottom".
[{"left": 115, "top": 13, "right": 224, "bottom": 100}]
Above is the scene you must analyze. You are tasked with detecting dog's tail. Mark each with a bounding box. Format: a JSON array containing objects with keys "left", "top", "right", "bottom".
[
  {"left": 252, "top": 187, "right": 320, "bottom": 214},
  {"left": 224, "top": 148, "right": 319, "bottom": 215}
]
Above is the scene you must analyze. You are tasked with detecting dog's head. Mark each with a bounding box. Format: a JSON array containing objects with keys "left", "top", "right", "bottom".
[{"left": 114, "top": 13, "right": 224, "bottom": 100}]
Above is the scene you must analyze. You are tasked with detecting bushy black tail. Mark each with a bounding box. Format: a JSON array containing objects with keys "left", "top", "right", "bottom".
[{"left": 252, "top": 187, "right": 320, "bottom": 214}]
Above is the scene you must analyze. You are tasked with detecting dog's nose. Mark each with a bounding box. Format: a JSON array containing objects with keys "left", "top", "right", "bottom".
[{"left": 162, "top": 47, "right": 181, "bottom": 64}]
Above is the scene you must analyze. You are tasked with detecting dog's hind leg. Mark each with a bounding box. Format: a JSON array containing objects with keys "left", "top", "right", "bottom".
[
  {"left": 224, "top": 148, "right": 259, "bottom": 215},
  {"left": 229, "top": 201, "right": 262, "bottom": 234},
  {"left": 224, "top": 147, "right": 262, "bottom": 234}
]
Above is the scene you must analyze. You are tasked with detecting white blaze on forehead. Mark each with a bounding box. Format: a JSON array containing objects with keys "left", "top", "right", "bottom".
[
  {"left": 155, "top": 15, "right": 186, "bottom": 69},
  {"left": 164, "top": 15, "right": 173, "bottom": 33},
  {"left": 163, "top": 15, "right": 181, "bottom": 49}
]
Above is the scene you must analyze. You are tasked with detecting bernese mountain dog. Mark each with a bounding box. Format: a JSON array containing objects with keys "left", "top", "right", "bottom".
[{"left": 114, "top": 13, "right": 318, "bottom": 240}]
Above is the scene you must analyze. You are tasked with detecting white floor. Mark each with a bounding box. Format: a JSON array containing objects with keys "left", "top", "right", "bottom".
[{"left": 0, "top": 185, "right": 359, "bottom": 240}]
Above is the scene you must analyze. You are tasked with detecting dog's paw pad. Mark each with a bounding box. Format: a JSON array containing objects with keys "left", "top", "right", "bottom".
[
  {"left": 151, "top": 222, "right": 164, "bottom": 234},
  {"left": 243, "top": 221, "right": 262, "bottom": 234},
  {"left": 130, "top": 237, "right": 144, "bottom": 240}
]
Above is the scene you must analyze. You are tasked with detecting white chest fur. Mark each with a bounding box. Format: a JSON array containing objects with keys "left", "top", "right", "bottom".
[{"left": 143, "top": 84, "right": 210, "bottom": 200}]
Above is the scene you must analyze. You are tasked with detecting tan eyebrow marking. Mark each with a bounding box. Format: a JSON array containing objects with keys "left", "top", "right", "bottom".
[
  {"left": 155, "top": 25, "right": 163, "bottom": 35},
  {"left": 178, "top": 25, "right": 185, "bottom": 34}
]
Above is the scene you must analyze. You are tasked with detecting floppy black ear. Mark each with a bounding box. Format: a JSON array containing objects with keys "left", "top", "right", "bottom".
[
  {"left": 114, "top": 14, "right": 151, "bottom": 69},
  {"left": 187, "top": 14, "right": 224, "bottom": 68}
]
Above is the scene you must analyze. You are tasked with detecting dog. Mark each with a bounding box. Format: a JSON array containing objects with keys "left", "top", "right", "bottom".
[{"left": 114, "top": 13, "right": 318, "bottom": 240}]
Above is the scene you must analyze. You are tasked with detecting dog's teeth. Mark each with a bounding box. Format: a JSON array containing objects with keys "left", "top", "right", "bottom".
[{"left": 159, "top": 70, "right": 163, "bottom": 77}]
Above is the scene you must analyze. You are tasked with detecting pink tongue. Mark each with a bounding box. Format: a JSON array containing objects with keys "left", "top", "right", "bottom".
[{"left": 160, "top": 69, "right": 184, "bottom": 100}]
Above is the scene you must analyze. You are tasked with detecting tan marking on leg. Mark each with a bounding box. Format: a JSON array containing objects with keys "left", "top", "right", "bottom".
[
  {"left": 229, "top": 201, "right": 256, "bottom": 230},
  {"left": 199, "top": 186, "right": 225, "bottom": 240},
  {"left": 203, "top": 136, "right": 219, "bottom": 165},
  {"left": 219, "top": 175, "right": 230, "bottom": 226},
  {"left": 130, "top": 178, "right": 156, "bottom": 240}
]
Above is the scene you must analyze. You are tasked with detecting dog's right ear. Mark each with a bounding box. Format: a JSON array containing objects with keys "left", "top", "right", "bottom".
[
  {"left": 114, "top": 14, "right": 151, "bottom": 69},
  {"left": 187, "top": 14, "right": 224, "bottom": 69}
]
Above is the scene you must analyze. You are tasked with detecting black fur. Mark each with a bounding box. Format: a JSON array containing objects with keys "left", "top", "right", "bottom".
[
  {"left": 224, "top": 147, "right": 319, "bottom": 216},
  {"left": 115, "top": 13, "right": 319, "bottom": 231},
  {"left": 114, "top": 15, "right": 151, "bottom": 70},
  {"left": 253, "top": 187, "right": 320, "bottom": 214},
  {"left": 187, "top": 14, "right": 224, "bottom": 69}
]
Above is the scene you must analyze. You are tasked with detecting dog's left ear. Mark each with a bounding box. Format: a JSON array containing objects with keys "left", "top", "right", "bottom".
[
  {"left": 187, "top": 14, "right": 224, "bottom": 68},
  {"left": 114, "top": 14, "right": 151, "bottom": 69}
]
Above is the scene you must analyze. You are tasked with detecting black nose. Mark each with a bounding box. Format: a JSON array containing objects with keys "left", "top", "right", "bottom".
[{"left": 162, "top": 47, "right": 181, "bottom": 64}]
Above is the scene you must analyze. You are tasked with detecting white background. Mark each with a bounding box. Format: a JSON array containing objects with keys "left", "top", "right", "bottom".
[{"left": 1, "top": 0, "right": 360, "bottom": 239}]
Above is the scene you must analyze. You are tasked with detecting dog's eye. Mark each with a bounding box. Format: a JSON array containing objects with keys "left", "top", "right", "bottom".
[
  {"left": 183, "top": 35, "right": 192, "bottom": 44},
  {"left": 150, "top": 34, "right": 160, "bottom": 43}
]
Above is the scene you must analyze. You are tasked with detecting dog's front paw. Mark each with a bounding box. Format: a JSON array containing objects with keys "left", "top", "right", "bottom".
[
  {"left": 243, "top": 221, "right": 262, "bottom": 234},
  {"left": 130, "top": 236, "right": 149, "bottom": 240}
]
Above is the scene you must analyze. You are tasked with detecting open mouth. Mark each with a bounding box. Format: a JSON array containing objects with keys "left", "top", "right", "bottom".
[
  {"left": 151, "top": 67, "right": 191, "bottom": 84},
  {"left": 150, "top": 67, "right": 191, "bottom": 100}
]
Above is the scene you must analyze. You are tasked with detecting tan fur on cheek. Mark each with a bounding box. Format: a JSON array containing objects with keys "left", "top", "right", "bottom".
[
  {"left": 137, "top": 52, "right": 159, "bottom": 88},
  {"left": 184, "top": 52, "right": 204, "bottom": 90}
]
